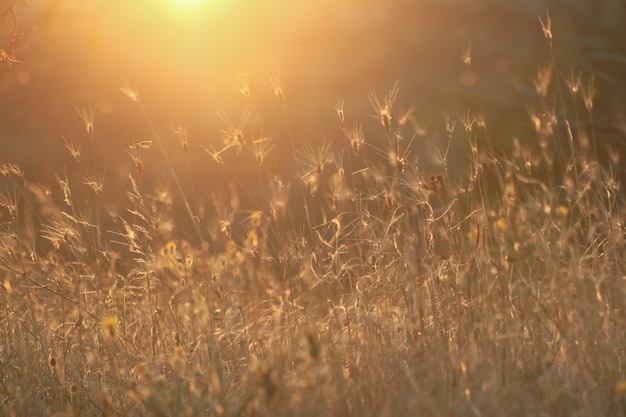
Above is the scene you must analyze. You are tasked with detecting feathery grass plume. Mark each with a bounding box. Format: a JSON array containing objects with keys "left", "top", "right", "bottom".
[
  {"left": 0, "top": 161, "right": 23, "bottom": 177},
  {"left": 369, "top": 81, "right": 399, "bottom": 132},
  {"left": 343, "top": 123, "right": 364, "bottom": 156},
  {"left": 201, "top": 144, "right": 225, "bottom": 165},
  {"left": 218, "top": 107, "right": 250, "bottom": 153},
  {"left": 251, "top": 136, "right": 275, "bottom": 167},
  {"left": 0, "top": 48, "right": 22, "bottom": 67},
  {"left": 335, "top": 99, "right": 345, "bottom": 123},
  {"left": 457, "top": 108, "right": 476, "bottom": 134},
  {"left": 0, "top": 189, "right": 18, "bottom": 220},
  {"left": 127, "top": 141, "right": 152, "bottom": 176},
  {"left": 533, "top": 64, "right": 553, "bottom": 97},
  {"left": 76, "top": 107, "right": 96, "bottom": 138},
  {"left": 582, "top": 75, "right": 597, "bottom": 112},
  {"left": 63, "top": 136, "right": 81, "bottom": 162},
  {"left": 298, "top": 139, "right": 333, "bottom": 182},
  {"left": 171, "top": 125, "right": 188, "bottom": 152},
  {"left": 460, "top": 42, "right": 477, "bottom": 86},
  {"left": 55, "top": 171, "right": 73, "bottom": 208},
  {"left": 2, "top": 8, "right": 626, "bottom": 416},
  {"left": 538, "top": 8, "right": 552, "bottom": 42},
  {"left": 462, "top": 41, "right": 472, "bottom": 65},
  {"left": 119, "top": 79, "right": 139, "bottom": 102},
  {"left": 265, "top": 71, "right": 284, "bottom": 104},
  {"left": 564, "top": 68, "right": 583, "bottom": 95},
  {"left": 237, "top": 71, "right": 251, "bottom": 98},
  {"left": 82, "top": 169, "right": 105, "bottom": 197}
]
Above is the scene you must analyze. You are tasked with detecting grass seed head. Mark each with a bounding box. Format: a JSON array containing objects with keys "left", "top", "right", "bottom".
[
  {"left": 76, "top": 107, "right": 96, "bottom": 137},
  {"left": 335, "top": 99, "right": 345, "bottom": 123},
  {"left": 369, "top": 81, "right": 399, "bottom": 132},
  {"left": 171, "top": 125, "right": 188, "bottom": 151}
]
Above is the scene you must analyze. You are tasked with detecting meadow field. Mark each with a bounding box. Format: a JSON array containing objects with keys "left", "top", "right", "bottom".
[{"left": 0, "top": 1, "right": 625, "bottom": 416}]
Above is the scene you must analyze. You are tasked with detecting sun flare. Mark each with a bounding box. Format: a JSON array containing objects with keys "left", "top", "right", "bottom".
[{"left": 157, "top": 0, "right": 218, "bottom": 20}]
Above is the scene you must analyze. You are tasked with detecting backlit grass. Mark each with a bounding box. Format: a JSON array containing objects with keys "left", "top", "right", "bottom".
[{"left": 0, "top": 7, "right": 625, "bottom": 417}]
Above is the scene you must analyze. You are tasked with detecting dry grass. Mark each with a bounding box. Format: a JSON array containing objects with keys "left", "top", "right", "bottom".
[{"left": 1, "top": 9, "right": 625, "bottom": 417}]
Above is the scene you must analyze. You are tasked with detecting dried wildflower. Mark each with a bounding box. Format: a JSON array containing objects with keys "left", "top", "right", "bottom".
[
  {"left": 369, "top": 81, "right": 399, "bottom": 132},
  {"left": 76, "top": 107, "right": 96, "bottom": 137}
]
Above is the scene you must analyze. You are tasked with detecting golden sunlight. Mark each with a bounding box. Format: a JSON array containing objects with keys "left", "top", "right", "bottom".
[{"left": 156, "top": 0, "right": 217, "bottom": 20}]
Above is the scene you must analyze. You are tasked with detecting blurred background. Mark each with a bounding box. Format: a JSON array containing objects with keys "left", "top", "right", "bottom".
[{"left": 0, "top": 0, "right": 625, "bottom": 196}]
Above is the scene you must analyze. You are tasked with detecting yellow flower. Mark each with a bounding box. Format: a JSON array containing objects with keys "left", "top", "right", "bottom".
[
  {"left": 249, "top": 211, "right": 262, "bottom": 230},
  {"left": 555, "top": 205, "right": 569, "bottom": 218},
  {"left": 101, "top": 317, "right": 118, "bottom": 338},
  {"left": 494, "top": 218, "right": 508, "bottom": 232},
  {"left": 247, "top": 230, "right": 259, "bottom": 247}
]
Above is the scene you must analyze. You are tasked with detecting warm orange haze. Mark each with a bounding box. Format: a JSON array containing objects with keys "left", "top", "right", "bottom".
[
  {"left": 156, "top": 0, "right": 218, "bottom": 18},
  {"left": 3, "top": 0, "right": 552, "bottom": 181},
  {"left": 3, "top": 0, "right": 624, "bottom": 184},
  {"left": 0, "top": 1, "right": 625, "bottom": 416}
]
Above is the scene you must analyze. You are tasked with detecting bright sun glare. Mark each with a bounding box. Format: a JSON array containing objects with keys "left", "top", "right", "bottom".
[{"left": 158, "top": 0, "right": 216, "bottom": 20}]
